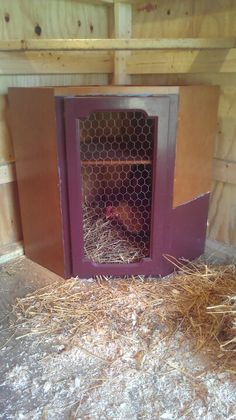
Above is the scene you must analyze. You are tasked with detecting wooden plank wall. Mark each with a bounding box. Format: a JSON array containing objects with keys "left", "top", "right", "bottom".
[
  {"left": 0, "top": 0, "right": 109, "bottom": 249},
  {"left": 131, "top": 0, "right": 236, "bottom": 248},
  {"left": 0, "top": 0, "right": 235, "bottom": 253}
]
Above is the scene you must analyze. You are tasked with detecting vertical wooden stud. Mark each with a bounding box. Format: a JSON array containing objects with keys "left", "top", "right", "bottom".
[{"left": 113, "top": 2, "right": 132, "bottom": 85}]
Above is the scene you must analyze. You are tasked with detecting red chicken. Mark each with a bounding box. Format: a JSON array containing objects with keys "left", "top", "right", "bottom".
[{"left": 105, "top": 202, "right": 148, "bottom": 234}]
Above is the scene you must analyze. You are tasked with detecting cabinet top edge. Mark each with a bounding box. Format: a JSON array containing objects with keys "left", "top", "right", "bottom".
[
  {"left": 8, "top": 85, "right": 220, "bottom": 97},
  {"left": 55, "top": 86, "right": 180, "bottom": 95}
]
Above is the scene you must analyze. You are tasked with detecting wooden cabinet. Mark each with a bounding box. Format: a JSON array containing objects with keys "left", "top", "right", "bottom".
[{"left": 9, "top": 86, "right": 219, "bottom": 278}]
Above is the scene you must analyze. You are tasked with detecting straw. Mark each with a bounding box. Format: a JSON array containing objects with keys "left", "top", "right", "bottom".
[
  {"left": 12, "top": 261, "right": 236, "bottom": 371},
  {"left": 82, "top": 204, "right": 148, "bottom": 263}
]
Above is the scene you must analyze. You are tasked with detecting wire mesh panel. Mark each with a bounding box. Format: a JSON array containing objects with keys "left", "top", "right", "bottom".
[{"left": 78, "top": 110, "right": 155, "bottom": 264}]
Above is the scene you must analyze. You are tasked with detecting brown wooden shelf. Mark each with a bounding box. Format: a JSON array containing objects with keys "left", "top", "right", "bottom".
[{"left": 81, "top": 159, "right": 151, "bottom": 166}]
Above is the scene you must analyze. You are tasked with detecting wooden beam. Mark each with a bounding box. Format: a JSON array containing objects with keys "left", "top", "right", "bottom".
[
  {"left": 126, "top": 50, "right": 236, "bottom": 74},
  {"left": 67, "top": 0, "right": 113, "bottom": 3},
  {"left": 113, "top": 3, "right": 132, "bottom": 85},
  {"left": 0, "top": 52, "right": 113, "bottom": 75},
  {"left": 213, "top": 158, "right": 236, "bottom": 185},
  {"left": 0, "top": 162, "right": 16, "bottom": 184},
  {"left": 0, "top": 38, "right": 235, "bottom": 51},
  {"left": 78, "top": 0, "right": 146, "bottom": 3}
]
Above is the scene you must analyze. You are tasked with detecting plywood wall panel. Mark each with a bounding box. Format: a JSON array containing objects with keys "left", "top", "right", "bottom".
[
  {"left": 132, "top": 0, "right": 236, "bottom": 38},
  {"left": 0, "top": 95, "right": 14, "bottom": 163},
  {"left": 127, "top": 49, "right": 236, "bottom": 74},
  {"left": 193, "top": 0, "right": 236, "bottom": 37},
  {"left": 0, "top": 51, "right": 112, "bottom": 75},
  {"left": 132, "top": 0, "right": 194, "bottom": 38},
  {"left": 0, "top": 182, "right": 22, "bottom": 246},
  {"left": 208, "top": 181, "right": 236, "bottom": 246},
  {"left": 0, "top": 75, "right": 109, "bottom": 95},
  {"left": 214, "top": 86, "right": 236, "bottom": 161},
  {"left": 0, "top": 0, "right": 108, "bottom": 39},
  {"left": 131, "top": 73, "right": 236, "bottom": 87}
]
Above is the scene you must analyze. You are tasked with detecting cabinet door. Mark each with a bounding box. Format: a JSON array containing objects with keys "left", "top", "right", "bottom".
[{"left": 65, "top": 96, "right": 174, "bottom": 277}]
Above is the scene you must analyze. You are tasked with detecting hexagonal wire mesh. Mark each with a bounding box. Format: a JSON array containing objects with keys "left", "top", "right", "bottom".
[{"left": 78, "top": 111, "right": 155, "bottom": 264}]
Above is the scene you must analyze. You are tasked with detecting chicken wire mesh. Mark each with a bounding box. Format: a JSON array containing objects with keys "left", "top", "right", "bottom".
[{"left": 78, "top": 110, "right": 155, "bottom": 264}]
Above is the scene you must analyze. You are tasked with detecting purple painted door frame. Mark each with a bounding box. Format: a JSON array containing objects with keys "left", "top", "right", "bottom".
[{"left": 64, "top": 96, "right": 178, "bottom": 278}]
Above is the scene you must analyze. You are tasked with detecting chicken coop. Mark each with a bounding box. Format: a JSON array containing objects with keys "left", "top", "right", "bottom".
[
  {"left": 0, "top": 0, "right": 236, "bottom": 279},
  {"left": 9, "top": 85, "right": 218, "bottom": 278}
]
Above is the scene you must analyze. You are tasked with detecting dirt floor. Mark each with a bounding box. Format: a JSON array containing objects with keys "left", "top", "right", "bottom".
[{"left": 0, "top": 257, "right": 236, "bottom": 420}]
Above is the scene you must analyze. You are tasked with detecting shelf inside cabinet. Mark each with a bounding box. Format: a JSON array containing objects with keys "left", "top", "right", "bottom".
[{"left": 81, "top": 159, "right": 152, "bottom": 166}]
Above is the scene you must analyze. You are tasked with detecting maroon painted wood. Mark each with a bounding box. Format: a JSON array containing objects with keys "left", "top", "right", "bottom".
[
  {"left": 64, "top": 96, "right": 178, "bottom": 277},
  {"left": 55, "top": 97, "right": 72, "bottom": 278},
  {"left": 171, "top": 194, "right": 210, "bottom": 260}
]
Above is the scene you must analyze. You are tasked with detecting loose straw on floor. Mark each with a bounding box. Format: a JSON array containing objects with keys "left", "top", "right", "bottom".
[{"left": 12, "top": 261, "right": 236, "bottom": 372}]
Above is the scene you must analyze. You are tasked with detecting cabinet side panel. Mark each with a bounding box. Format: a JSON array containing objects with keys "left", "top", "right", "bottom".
[
  {"left": 8, "top": 88, "right": 65, "bottom": 277},
  {"left": 171, "top": 194, "right": 210, "bottom": 260},
  {"left": 173, "top": 86, "right": 219, "bottom": 208}
]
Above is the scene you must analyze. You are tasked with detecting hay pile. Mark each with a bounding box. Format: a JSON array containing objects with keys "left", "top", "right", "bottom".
[
  {"left": 207, "top": 295, "right": 236, "bottom": 351},
  {"left": 82, "top": 205, "right": 148, "bottom": 263},
  {"left": 12, "top": 261, "right": 236, "bottom": 372},
  {"left": 156, "top": 259, "right": 236, "bottom": 358}
]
